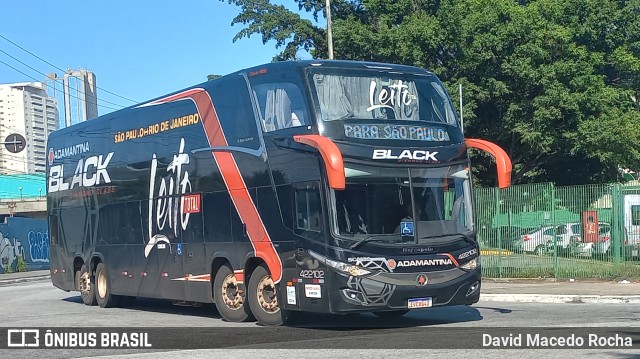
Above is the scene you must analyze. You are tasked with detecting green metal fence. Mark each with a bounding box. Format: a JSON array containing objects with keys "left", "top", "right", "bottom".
[{"left": 476, "top": 182, "right": 640, "bottom": 278}]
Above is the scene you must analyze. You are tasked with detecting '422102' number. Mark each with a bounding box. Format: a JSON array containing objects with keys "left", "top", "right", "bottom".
[{"left": 299, "top": 270, "right": 325, "bottom": 279}]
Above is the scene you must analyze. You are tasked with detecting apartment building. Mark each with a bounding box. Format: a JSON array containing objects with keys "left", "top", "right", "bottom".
[{"left": 0, "top": 82, "right": 59, "bottom": 174}]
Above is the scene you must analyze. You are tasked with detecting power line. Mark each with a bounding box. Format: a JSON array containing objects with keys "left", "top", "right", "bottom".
[
  {"left": 0, "top": 33, "right": 139, "bottom": 104},
  {"left": 0, "top": 59, "right": 120, "bottom": 112},
  {"left": 0, "top": 49, "right": 128, "bottom": 109}
]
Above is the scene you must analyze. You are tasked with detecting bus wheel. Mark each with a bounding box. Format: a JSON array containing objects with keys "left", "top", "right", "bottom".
[
  {"left": 247, "top": 265, "right": 287, "bottom": 326},
  {"left": 95, "top": 263, "right": 121, "bottom": 308},
  {"left": 77, "top": 266, "right": 96, "bottom": 306},
  {"left": 373, "top": 310, "right": 410, "bottom": 318},
  {"left": 213, "top": 264, "right": 254, "bottom": 322}
]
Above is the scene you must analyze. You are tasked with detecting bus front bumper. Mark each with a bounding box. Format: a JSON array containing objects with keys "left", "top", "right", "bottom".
[{"left": 328, "top": 267, "right": 481, "bottom": 314}]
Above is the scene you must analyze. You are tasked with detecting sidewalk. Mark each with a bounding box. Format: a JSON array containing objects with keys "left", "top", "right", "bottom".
[
  {"left": 0, "top": 269, "right": 50, "bottom": 285},
  {"left": 1, "top": 270, "right": 639, "bottom": 304},
  {"left": 481, "top": 278, "right": 640, "bottom": 304}
]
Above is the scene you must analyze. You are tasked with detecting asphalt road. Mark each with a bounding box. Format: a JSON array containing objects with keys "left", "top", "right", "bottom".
[{"left": 1, "top": 281, "right": 639, "bottom": 358}]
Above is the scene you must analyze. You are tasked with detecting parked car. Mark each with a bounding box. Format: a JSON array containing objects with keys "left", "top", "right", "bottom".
[
  {"left": 482, "top": 226, "right": 532, "bottom": 250},
  {"left": 545, "top": 222, "right": 609, "bottom": 256},
  {"left": 506, "top": 226, "right": 555, "bottom": 255},
  {"left": 568, "top": 223, "right": 611, "bottom": 258},
  {"left": 592, "top": 228, "right": 640, "bottom": 260}
]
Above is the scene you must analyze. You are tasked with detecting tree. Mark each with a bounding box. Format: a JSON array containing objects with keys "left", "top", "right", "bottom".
[{"left": 222, "top": 0, "right": 640, "bottom": 186}]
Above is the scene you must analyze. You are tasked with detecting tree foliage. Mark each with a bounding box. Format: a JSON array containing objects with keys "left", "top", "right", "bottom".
[{"left": 223, "top": 0, "right": 640, "bottom": 186}]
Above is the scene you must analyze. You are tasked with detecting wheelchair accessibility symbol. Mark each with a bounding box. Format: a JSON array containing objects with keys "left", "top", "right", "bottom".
[
  {"left": 177, "top": 243, "right": 182, "bottom": 256},
  {"left": 401, "top": 221, "right": 414, "bottom": 236}
]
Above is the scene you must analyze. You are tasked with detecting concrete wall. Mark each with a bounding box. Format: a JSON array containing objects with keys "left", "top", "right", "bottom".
[{"left": 0, "top": 217, "right": 49, "bottom": 273}]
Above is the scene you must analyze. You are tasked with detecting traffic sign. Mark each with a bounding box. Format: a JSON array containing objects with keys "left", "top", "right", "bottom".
[{"left": 3, "top": 134, "right": 26, "bottom": 153}]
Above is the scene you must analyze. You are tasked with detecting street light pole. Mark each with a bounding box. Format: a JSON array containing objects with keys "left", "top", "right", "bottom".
[
  {"left": 19, "top": 186, "right": 23, "bottom": 201},
  {"left": 325, "top": 0, "right": 334, "bottom": 59}
]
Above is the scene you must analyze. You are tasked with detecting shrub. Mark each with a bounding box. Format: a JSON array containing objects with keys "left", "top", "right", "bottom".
[{"left": 16, "top": 256, "right": 28, "bottom": 272}]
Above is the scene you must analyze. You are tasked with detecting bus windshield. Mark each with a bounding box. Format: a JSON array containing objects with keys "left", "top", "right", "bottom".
[
  {"left": 330, "top": 163, "right": 474, "bottom": 245},
  {"left": 309, "top": 68, "right": 459, "bottom": 126}
]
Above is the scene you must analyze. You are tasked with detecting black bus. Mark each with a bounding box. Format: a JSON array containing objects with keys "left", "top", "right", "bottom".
[{"left": 47, "top": 60, "right": 511, "bottom": 326}]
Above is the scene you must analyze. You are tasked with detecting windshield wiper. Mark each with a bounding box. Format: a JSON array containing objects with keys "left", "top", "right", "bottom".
[
  {"left": 460, "top": 233, "right": 476, "bottom": 245},
  {"left": 350, "top": 235, "right": 396, "bottom": 250},
  {"left": 419, "top": 233, "right": 475, "bottom": 245}
]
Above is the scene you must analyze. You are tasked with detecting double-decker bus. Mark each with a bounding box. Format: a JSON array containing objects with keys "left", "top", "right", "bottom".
[{"left": 47, "top": 60, "right": 511, "bottom": 326}]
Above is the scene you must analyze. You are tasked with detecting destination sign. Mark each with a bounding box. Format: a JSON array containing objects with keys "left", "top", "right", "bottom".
[{"left": 344, "top": 124, "right": 450, "bottom": 142}]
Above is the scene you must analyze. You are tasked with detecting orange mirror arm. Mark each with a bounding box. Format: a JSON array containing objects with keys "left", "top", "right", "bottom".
[
  {"left": 465, "top": 138, "right": 512, "bottom": 189},
  {"left": 293, "top": 135, "right": 346, "bottom": 190}
]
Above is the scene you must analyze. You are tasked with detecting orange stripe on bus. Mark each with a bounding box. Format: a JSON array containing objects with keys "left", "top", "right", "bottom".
[
  {"left": 147, "top": 88, "right": 283, "bottom": 283},
  {"left": 233, "top": 270, "right": 244, "bottom": 283},
  {"left": 444, "top": 253, "right": 459, "bottom": 267}
]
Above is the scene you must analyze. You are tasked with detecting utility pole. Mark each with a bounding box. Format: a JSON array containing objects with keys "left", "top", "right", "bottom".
[{"left": 325, "top": 0, "right": 334, "bottom": 59}]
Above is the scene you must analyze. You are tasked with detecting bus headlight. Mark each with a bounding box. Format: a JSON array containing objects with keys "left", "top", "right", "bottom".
[
  {"left": 309, "top": 250, "right": 371, "bottom": 277},
  {"left": 460, "top": 258, "right": 478, "bottom": 271}
]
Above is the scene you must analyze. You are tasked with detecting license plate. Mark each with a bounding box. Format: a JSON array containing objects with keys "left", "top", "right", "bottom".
[{"left": 408, "top": 297, "right": 432, "bottom": 309}]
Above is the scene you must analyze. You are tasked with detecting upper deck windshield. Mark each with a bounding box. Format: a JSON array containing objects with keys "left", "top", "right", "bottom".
[
  {"left": 309, "top": 68, "right": 459, "bottom": 126},
  {"left": 330, "top": 163, "right": 474, "bottom": 247}
]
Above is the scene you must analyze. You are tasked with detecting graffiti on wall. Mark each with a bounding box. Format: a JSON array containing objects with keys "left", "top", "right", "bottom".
[
  {"left": 0, "top": 217, "right": 49, "bottom": 273},
  {"left": 0, "top": 232, "right": 25, "bottom": 273},
  {"left": 28, "top": 230, "right": 49, "bottom": 263}
]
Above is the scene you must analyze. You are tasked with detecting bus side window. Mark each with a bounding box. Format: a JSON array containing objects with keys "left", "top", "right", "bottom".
[
  {"left": 202, "top": 192, "right": 232, "bottom": 243},
  {"left": 209, "top": 75, "right": 261, "bottom": 149},
  {"left": 127, "top": 201, "right": 144, "bottom": 245},
  {"left": 275, "top": 184, "right": 295, "bottom": 230},
  {"left": 249, "top": 73, "right": 309, "bottom": 132},
  {"left": 294, "top": 183, "right": 321, "bottom": 232},
  {"left": 49, "top": 215, "right": 59, "bottom": 245}
]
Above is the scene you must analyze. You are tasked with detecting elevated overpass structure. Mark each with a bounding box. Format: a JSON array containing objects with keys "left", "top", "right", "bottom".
[
  {"left": 0, "top": 198, "right": 47, "bottom": 219},
  {"left": 0, "top": 174, "right": 47, "bottom": 220}
]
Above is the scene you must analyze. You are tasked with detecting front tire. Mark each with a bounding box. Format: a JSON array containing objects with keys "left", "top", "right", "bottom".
[
  {"left": 247, "top": 265, "right": 290, "bottom": 326},
  {"left": 77, "top": 266, "right": 97, "bottom": 306},
  {"left": 95, "top": 263, "right": 121, "bottom": 308},
  {"left": 534, "top": 245, "right": 545, "bottom": 256},
  {"left": 213, "top": 264, "right": 254, "bottom": 322}
]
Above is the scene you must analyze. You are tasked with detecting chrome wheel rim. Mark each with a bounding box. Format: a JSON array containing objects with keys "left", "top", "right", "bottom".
[
  {"left": 256, "top": 275, "right": 279, "bottom": 313},
  {"left": 79, "top": 271, "right": 91, "bottom": 297},
  {"left": 97, "top": 270, "right": 107, "bottom": 298},
  {"left": 221, "top": 273, "right": 243, "bottom": 310}
]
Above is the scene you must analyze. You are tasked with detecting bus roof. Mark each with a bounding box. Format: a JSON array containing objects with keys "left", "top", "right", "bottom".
[
  {"left": 48, "top": 60, "right": 436, "bottom": 138},
  {"left": 237, "top": 59, "right": 434, "bottom": 77}
]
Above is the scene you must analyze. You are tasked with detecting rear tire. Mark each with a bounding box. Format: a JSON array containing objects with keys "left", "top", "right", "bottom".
[
  {"left": 247, "top": 265, "right": 291, "bottom": 326},
  {"left": 373, "top": 310, "right": 410, "bottom": 318},
  {"left": 213, "top": 264, "right": 254, "bottom": 322},
  {"left": 77, "top": 266, "right": 97, "bottom": 306},
  {"left": 534, "top": 245, "right": 545, "bottom": 256},
  {"left": 95, "top": 262, "right": 121, "bottom": 308}
]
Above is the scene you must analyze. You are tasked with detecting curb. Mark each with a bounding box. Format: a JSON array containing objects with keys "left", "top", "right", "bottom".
[
  {"left": 480, "top": 293, "right": 640, "bottom": 304},
  {"left": 0, "top": 275, "right": 51, "bottom": 286}
]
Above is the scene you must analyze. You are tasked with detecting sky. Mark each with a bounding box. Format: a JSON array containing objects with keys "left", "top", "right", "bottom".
[{"left": 0, "top": 1, "right": 314, "bottom": 119}]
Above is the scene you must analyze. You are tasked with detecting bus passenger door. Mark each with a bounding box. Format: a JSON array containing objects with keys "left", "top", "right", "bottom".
[
  {"left": 158, "top": 232, "right": 186, "bottom": 301},
  {"left": 181, "top": 193, "right": 208, "bottom": 302},
  {"left": 144, "top": 195, "right": 186, "bottom": 301}
]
